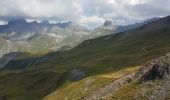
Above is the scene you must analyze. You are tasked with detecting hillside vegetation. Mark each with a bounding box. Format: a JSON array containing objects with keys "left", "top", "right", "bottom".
[{"left": 0, "top": 16, "right": 170, "bottom": 100}]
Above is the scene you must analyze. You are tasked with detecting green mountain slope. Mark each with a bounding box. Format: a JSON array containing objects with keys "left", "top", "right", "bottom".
[{"left": 0, "top": 16, "right": 170, "bottom": 100}]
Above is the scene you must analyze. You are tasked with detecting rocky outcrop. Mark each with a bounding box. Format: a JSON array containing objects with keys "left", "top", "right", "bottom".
[
  {"left": 139, "top": 56, "right": 170, "bottom": 82},
  {"left": 84, "top": 54, "right": 170, "bottom": 100},
  {"left": 140, "top": 61, "right": 169, "bottom": 81}
]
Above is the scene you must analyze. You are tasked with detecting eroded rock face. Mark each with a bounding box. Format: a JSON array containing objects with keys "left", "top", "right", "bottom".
[{"left": 140, "top": 57, "right": 170, "bottom": 82}]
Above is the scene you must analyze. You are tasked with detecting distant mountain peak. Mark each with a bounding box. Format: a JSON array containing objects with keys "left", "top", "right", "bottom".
[
  {"left": 30, "top": 21, "right": 38, "bottom": 25},
  {"left": 103, "top": 20, "right": 112, "bottom": 27},
  {"left": 56, "top": 21, "right": 73, "bottom": 28},
  {"left": 41, "top": 20, "right": 50, "bottom": 25},
  {"left": 8, "top": 18, "right": 27, "bottom": 25}
]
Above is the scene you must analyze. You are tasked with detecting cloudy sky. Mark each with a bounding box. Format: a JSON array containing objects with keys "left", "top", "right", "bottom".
[{"left": 0, "top": 0, "right": 170, "bottom": 28}]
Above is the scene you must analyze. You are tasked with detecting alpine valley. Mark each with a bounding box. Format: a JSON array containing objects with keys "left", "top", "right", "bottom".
[{"left": 1, "top": 15, "right": 170, "bottom": 100}]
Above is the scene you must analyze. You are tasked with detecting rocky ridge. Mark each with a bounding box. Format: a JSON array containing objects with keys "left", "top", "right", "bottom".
[{"left": 83, "top": 53, "right": 170, "bottom": 100}]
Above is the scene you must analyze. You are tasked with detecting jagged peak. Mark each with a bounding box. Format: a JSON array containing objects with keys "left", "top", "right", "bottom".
[
  {"left": 30, "top": 21, "right": 38, "bottom": 24},
  {"left": 103, "top": 20, "right": 112, "bottom": 27},
  {"left": 41, "top": 20, "right": 50, "bottom": 25},
  {"left": 8, "top": 18, "right": 27, "bottom": 25}
]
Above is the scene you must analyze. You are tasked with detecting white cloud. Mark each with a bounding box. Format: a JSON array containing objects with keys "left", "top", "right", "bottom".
[
  {"left": 79, "top": 16, "right": 105, "bottom": 28},
  {"left": 0, "top": 21, "right": 7, "bottom": 25},
  {"left": 129, "top": 0, "right": 147, "bottom": 5},
  {"left": 107, "top": 0, "right": 116, "bottom": 4},
  {"left": 0, "top": 0, "right": 170, "bottom": 27}
]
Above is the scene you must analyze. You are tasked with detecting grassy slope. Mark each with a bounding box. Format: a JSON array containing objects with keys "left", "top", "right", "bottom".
[
  {"left": 44, "top": 67, "right": 139, "bottom": 100},
  {"left": 1, "top": 17, "right": 170, "bottom": 99},
  {"left": 0, "top": 68, "right": 65, "bottom": 100},
  {"left": 47, "top": 23, "right": 170, "bottom": 75}
]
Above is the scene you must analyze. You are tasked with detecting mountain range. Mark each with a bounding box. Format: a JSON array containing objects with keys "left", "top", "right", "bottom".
[
  {"left": 0, "top": 17, "right": 159, "bottom": 57},
  {"left": 0, "top": 15, "right": 170, "bottom": 100},
  {"left": 0, "top": 18, "right": 92, "bottom": 57}
]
